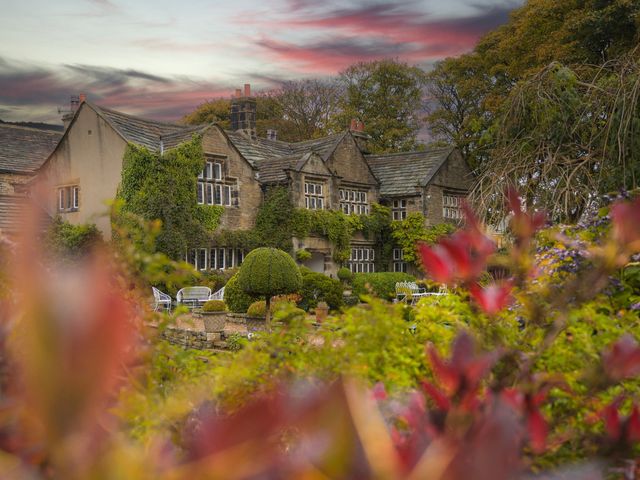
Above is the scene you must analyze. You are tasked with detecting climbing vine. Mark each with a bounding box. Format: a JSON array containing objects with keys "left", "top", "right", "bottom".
[
  {"left": 114, "top": 136, "right": 224, "bottom": 260},
  {"left": 390, "top": 213, "right": 455, "bottom": 266}
]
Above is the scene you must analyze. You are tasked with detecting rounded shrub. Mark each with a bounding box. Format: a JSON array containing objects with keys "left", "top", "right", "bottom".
[
  {"left": 247, "top": 300, "right": 267, "bottom": 318},
  {"left": 337, "top": 267, "right": 353, "bottom": 283},
  {"left": 202, "top": 299, "right": 226, "bottom": 312},
  {"left": 298, "top": 268, "right": 344, "bottom": 311},
  {"left": 352, "top": 272, "right": 416, "bottom": 301},
  {"left": 224, "top": 272, "right": 259, "bottom": 313}
]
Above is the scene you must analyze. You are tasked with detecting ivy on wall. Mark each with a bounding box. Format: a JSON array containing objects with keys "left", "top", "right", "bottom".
[
  {"left": 114, "top": 135, "right": 224, "bottom": 260},
  {"left": 390, "top": 212, "right": 455, "bottom": 266}
]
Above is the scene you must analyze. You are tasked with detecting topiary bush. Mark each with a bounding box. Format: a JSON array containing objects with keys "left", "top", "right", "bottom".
[
  {"left": 224, "top": 272, "right": 259, "bottom": 313},
  {"left": 295, "top": 249, "right": 312, "bottom": 262},
  {"left": 298, "top": 267, "right": 344, "bottom": 311},
  {"left": 237, "top": 248, "right": 302, "bottom": 325},
  {"left": 337, "top": 267, "right": 353, "bottom": 284},
  {"left": 246, "top": 300, "right": 267, "bottom": 318},
  {"left": 202, "top": 300, "right": 226, "bottom": 312},
  {"left": 352, "top": 272, "right": 416, "bottom": 301}
]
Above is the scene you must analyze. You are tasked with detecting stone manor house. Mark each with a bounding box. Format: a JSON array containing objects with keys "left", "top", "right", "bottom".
[{"left": 35, "top": 85, "right": 473, "bottom": 276}]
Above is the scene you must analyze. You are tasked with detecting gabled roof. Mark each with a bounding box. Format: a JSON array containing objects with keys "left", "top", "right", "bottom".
[
  {"left": 96, "top": 104, "right": 197, "bottom": 150},
  {"left": 365, "top": 147, "right": 455, "bottom": 197},
  {"left": 254, "top": 152, "right": 331, "bottom": 184},
  {"left": 0, "top": 124, "right": 62, "bottom": 174},
  {"left": 225, "top": 131, "right": 346, "bottom": 167}
]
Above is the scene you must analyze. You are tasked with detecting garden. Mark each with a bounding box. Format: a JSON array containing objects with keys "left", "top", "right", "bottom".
[{"left": 0, "top": 188, "right": 638, "bottom": 479}]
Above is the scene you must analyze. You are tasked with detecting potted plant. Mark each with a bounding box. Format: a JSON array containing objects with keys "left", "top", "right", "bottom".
[{"left": 201, "top": 299, "right": 227, "bottom": 332}]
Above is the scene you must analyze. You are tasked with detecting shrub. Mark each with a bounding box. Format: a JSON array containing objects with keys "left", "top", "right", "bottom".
[
  {"left": 295, "top": 249, "right": 312, "bottom": 261},
  {"left": 224, "top": 272, "right": 259, "bottom": 313},
  {"left": 352, "top": 272, "right": 416, "bottom": 300},
  {"left": 201, "top": 300, "right": 226, "bottom": 312},
  {"left": 46, "top": 216, "right": 102, "bottom": 260},
  {"left": 237, "top": 248, "right": 302, "bottom": 325},
  {"left": 337, "top": 267, "right": 353, "bottom": 283},
  {"left": 246, "top": 300, "right": 267, "bottom": 318},
  {"left": 298, "top": 268, "right": 344, "bottom": 311}
]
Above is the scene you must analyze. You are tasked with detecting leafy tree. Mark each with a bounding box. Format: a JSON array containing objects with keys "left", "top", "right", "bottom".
[
  {"left": 236, "top": 247, "right": 302, "bottom": 326},
  {"left": 181, "top": 98, "right": 231, "bottom": 128},
  {"left": 334, "top": 59, "right": 427, "bottom": 153}
]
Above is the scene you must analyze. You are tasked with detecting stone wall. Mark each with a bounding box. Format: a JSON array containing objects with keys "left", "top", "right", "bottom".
[{"left": 160, "top": 327, "right": 222, "bottom": 350}]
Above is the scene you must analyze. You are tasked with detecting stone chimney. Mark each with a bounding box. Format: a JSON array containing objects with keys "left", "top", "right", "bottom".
[
  {"left": 62, "top": 94, "right": 84, "bottom": 130},
  {"left": 349, "top": 118, "right": 369, "bottom": 153},
  {"left": 231, "top": 83, "right": 257, "bottom": 139}
]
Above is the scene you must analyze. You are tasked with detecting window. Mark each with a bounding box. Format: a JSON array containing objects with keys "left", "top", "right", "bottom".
[
  {"left": 443, "top": 193, "right": 464, "bottom": 220},
  {"left": 393, "top": 248, "right": 408, "bottom": 273},
  {"left": 57, "top": 185, "right": 79, "bottom": 212},
  {"left": 196, "top": 159, "right": 237, "bottom": 207},
  {"left": 304, "top": 181, "right": 324, "bottom": 210},
  {"left": 339, "top": 188, "right": 369, "bottom": 215},
  {"left": 392, "top": 199, "right": 407, "bottom": 221},
  {"left": 189, "top": 247, "right": 246, "bottom": 271},
  {"left": 347, "top": 246, "right": 375, "bottom": 273}
]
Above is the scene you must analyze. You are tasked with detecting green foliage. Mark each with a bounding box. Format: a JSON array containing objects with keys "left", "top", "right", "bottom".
[
  {"left": 335, "top": 59, "right": 427, "bottom": 153},
  {"left": 295, "top": 249, "right": 312, "bottom": 262},
  {"left": 182, "top": 98, "right": 232, "bottom": 128},
  {"left": 391, "top": 214, "right": 455, "bottom": 265},
  {"left": 337, "top": 267, "right": 353, "bottom": 283},
  {"left": 115, "top": 137, "right": 223, "bottom": 260},
  {"left": 352, "top": 272, "right": 416, "bottom": 301},
  {"left": 202, "top": 300, "right": 226, "bottom": 312},
  {"left": 298, "top": 267, "right": 344, "bottom": 311},
  {"left": 237, "top": 248, "right": 302, "bottom": 298},
  {"left": 45, "top": 216, "right": 102, "bottom": 259},
  {"left": 254, "top": 187, "right": 296, "bottom": 251},
  {"left": 246, "top": 300, "right": 267, "bottom": 318},
  {"left": 223, "top": 272, "right": 259, "bottom": 313}
]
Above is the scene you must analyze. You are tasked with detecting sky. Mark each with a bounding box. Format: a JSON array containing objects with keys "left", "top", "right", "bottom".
[{"left": 0, "top": 0, "right": 523, "bottom": 124}]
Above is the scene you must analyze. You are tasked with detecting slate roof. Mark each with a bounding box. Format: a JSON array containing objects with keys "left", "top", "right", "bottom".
[
  {"left": 96, "top": 105, "right": 196, "bottom": 150},
  {"left": 0, "top": 124, "right": 62, "bottom": 174},
  {"left": 225, "top": 131, "right": 345, "bottom": 167},
  {"left": 365, "top": 147, "right": 454, "bottom": 197}
]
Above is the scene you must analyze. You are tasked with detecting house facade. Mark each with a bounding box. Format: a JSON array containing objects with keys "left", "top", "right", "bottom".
[{"left": 36, "top": 86, "right": 474, "bottom": 276}]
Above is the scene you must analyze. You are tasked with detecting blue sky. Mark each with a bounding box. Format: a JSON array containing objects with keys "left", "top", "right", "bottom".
[{"left": 0, "top": 0, "right": 522, "bottom": 123}]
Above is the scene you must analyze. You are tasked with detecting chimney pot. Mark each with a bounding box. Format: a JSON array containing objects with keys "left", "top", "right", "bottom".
[
  {"left": 244, "top": 83, "right": 251, "bottom": 97},
  {"left": 79, "top": 93, "right": 86, "bottom": 103},
  {"left": 235, "top": 88, "right": 242, "bottom": 98}
]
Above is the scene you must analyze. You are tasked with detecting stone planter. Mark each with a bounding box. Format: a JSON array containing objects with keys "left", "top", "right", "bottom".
[{"left": 201, "top": 311, "right": 227, "bottom": 332}]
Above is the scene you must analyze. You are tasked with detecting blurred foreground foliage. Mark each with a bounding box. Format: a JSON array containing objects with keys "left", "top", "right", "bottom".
[{"left": 0, "top": 193, "right": 639, "bottom": 478}]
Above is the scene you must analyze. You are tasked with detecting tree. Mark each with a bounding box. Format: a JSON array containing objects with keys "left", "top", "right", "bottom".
[
  {"left": 334, "top": 59, "right": 427, "bottom": 153},
  {"left": 237, "top": 247, "right": 302, "bottom": 327},
  {"left": 182, "top": 98, "right": 231, "bottom": 128}
]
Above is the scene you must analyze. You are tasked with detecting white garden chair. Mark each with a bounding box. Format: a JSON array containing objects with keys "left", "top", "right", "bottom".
[
  {"left": 152, "top": 287, "right": 172, "bottom": 312},
  {"left": 209, "top": 286, "right": 225, "bottom": 301},
  {"left": 176, "top": 286, "right": 212, "bottom": 309}
]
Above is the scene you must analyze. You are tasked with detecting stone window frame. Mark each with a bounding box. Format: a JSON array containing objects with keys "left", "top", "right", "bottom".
[
  {"left": 304, "top": 180, "right": 325, "bottom": 210},
  {"left": 392, "top": 199, "right": 407, "bottom": 221},
  {"left": 339, "top": 187, "right": 369, "bottom": 215},
  {"left": 442, "top": 191, "right": 465, "bottom": 220},
  {"left": 347, "top": 246, "right": 375, "bottom": 273},
  {"left": 187, "top": 247, "right": 245, "bottom": 271},
  {"left": 393, "top": 248, "right": 407, "bottom": 272},
  {"left": 57, "top": 185, "right": 80, "bottom": 213},
  {"left": 197, "top": 156, "right": 237, "bottom": 207}
]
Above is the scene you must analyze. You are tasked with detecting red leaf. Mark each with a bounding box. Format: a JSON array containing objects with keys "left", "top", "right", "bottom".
[
  {"left": 421, "top": 381, "right": 451, "bottom": 411},
  {"left": 426, "top": 344, "right": 460, "bottom": 394},
  {"left": 627, "top": 405, "right": 640, "bottom": 442},
  {"left": 506, "top": 187, "right": 546, "bottom": 242},
  {"left": 611, "top": 197, "right": 640, "bottom": 250},
  {"left": 527, "top": 408, "right": 548, "bottom": 453},
  {"left": 601, "top": 399, "right": 622, "bottom": 440},
  {"left": 372, "top": 382, "right": 387, "bottom": 401},
  {"left": 418, "top": 243, "right": 454, "bottom": 284},
  {"left": 603, "top": 335, "right": 640, "bottom": 381},
  {"left": 469, "top": 281, "right": 514, "bottom": 316}
]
